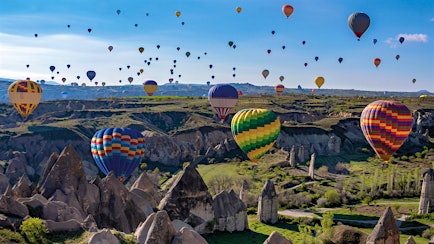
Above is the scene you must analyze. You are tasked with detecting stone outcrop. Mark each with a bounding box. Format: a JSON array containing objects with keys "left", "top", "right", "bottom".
[
  {"left": 172, "top": 227, "right": 208, "bottom": 244},
  {"left": 135, "top": 212, "right": 156, "bottom": 244},
  {"left": 0, "top": 194, "right": 29, "bottom": 218},
  {"left": 289, "top": 145, "right": 296, "bottom": 167},
  {"left": 0, "top": 173, "right": 10, "bottom": 195},
  {"left": 298, "top": 145, "right": 305, "bottom": 163},
  {"left": 11, "top": 175, "right": 36, "bottom": 199},
  {"left": 418, "top": 168, "right": 434, "bottom": 214},
  {"left": 135, "top": 210, "right": 176, "bottom": 244},
  {"left": 331, "top": 225, "right": 368, "bottom": 244},
  {"left": 212, "top": 190, "right": 248, "bottom": 232},
  {"left": 45, "top": 219, "right": 83, "bottom": 233},
  {"left": 239, "top": 179, "right": 250, "bottom": 207},
  {"left": 366, "top": 206, "right": 399, "bottom": 244},
  {"left": 263, "top": 231, "right": 292, "bottom": 244},
  {"left": 88, "top": 229, "right": 120, "bottom": 244},
  {"left": 309, "top": 153, "right": 315, "bottom": 180},
  {"left": 257, "top": 180, "right": 278, "bottom": 224},
  {"left": 159, "top": 163, "right": 214, "bottom": 234},
  {"left": 4, "top": 152, "right": 28, "bottom": 185},
  {"left": 404, "top": 236, "right": 416, "bottom": 244}
]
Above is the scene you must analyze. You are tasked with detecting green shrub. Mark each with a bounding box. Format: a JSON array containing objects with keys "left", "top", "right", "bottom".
[
  {"left": 324, "top": 189, "right": 341, "bottom": 207},
  {"left": 20, "top": 217, "right": 49, "bottom": 244},
  {"left": 422, "top": 228, "right": 434, "bottom": 239}
]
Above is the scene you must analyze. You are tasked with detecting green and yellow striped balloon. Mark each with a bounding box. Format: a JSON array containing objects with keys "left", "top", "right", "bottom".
[{"left": 231, "top": 108, "right": 280, "bottom": 166}]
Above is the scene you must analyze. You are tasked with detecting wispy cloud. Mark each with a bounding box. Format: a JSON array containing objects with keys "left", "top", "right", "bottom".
[{"left": 385, "top": 33, "right": 428, "bottom": 48}]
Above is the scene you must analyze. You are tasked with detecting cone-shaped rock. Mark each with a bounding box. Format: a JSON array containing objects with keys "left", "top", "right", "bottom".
[
  {"left": 172, "top": 226, "right": 208, "bottom": 244},
  {"left": 404, "top": 236, "right": 416, "bottom": 244},
  {"left": 158, "top": 163, "right": 214, "bottom": 234},
  {"left": 418, "top": 169, "right": 434, "bottom": 214},
  {"left": 239, "top": 179, "right": 250, "bottom": 207},
  {"left": 11, "top": 174, "right": 36, "bottom": 199},
  {"left": 366, "top": 206, "right": 399, "bottom": 244},
  {"left": 144, "top": 210, "right": 176, "bottom": 244},
  {"left": 258, "top": 180, "right": 278, "bottom": 224},
  {"left": 0, "top": 173, "right": 10, "bottom": 195},
  {"left": 88, "top": 228, "right": 120, "bottom": 244},
  {"left": 263, "top": 231, "right": 292, "bottom": 244},
  {"left": 213, "top": 189, "right": 248, "bottom": 232}
]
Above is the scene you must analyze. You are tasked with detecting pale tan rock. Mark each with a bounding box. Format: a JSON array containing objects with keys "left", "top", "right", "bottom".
[{"left": 263, "top": 231, "right": 292, "bottom": 244}]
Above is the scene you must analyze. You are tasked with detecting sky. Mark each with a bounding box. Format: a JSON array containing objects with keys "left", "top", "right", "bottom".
[{"left": 0, "top": 0, "right": 433, "bottom": 92}]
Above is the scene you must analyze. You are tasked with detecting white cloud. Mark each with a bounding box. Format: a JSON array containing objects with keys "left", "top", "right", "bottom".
[{"left": 397, "top": 33, "right": 428, "bottom": 43}]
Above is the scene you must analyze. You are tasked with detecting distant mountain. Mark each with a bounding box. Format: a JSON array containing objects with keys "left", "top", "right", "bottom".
[{"left": 0, "top": 78, "right": 432, "bottom": 103}]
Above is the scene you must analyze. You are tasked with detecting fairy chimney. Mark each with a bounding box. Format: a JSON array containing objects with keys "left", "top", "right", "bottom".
[
  {"left": 257, "top": 180, "right": 278, "bottom": 224},
  {"left": 298, "top": 145, "right": 305, "bottom": 163},
  {"left": 418, "top": 169, "right": 434, "bottom": 214},
  {"left": 309, "top": 153, "right": 315, "bottom": 180},
  {"left": 366, "top": 206, "right": 399, "bottom": 244},
  {"left": 289, "top": 145, "right": 296, "bottom": 168},
  {"left": 239, "top": 179, "right": 250, "bottom": 206}
]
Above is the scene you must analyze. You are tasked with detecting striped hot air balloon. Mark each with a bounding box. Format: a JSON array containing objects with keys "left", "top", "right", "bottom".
[
  {"left": 143, "top": 80, "right": 158, "bottom": 96},
  {"left": 275, "top": 84, "right": 285, "bottom": 95},
  {"left": 91, "top": 128, "right": 145, "bottom": 183},
  {"left": 231, "top": 108, "right": 280, "bottom": 166},
  {"left": 360, "top": 100, "right": 413, "bottom": 163},
  {"left": 8, "top": 80, "right": 42, "bottom": 119},
  {"left": 208, "top": 84, "right": 238, "bottom": 121}
]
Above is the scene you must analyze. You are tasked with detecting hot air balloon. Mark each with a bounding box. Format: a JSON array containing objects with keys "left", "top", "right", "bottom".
[
  {"left": 34, "top": 34, "right": 38, "bottom": 38},
  {"left": 373, "top": 39, "right": 377, "bottom": 45},
  {"left": 302, "top": 40, "right": 306, "bottom": 45},
  {"left": 338, "top": 57, "right": 343, "bottom": 63},
  {"left": 360, "top": 100, "right": 412, "bottom": 163},
  {"left": 412, "top": 78, "right": 416, "bottom": 84},
  {"left": 279, "top": 76, "right": 285, "bottom": 82},
  {"left": 314, "top": 76, "right": 325, "bottom": 88},
  {"left": 275, "top": 84, "right": 285, "bottom": 95},
  {"left": 348, "top": 12, "right": 370, "bottom": 40},
  {"left": 91, "top": 127, "right": 145, "bottom": 183},
  {"left": 282, "top": 45, "right": 286, "bottom": 50},
  {"left": 208, "top": 84, "right": 238, "bottom": 122},
  {"left": 282, "top": 5, "right": 294, "bottom": 18},
  {"left": 8, "top": 80, "right": 42, "bottom": 119},
  {"left": 399, "top": 36, "right": 405, "bottom": 44},
  {"left": 228, "top": 41, "right": 234, "bottom": 47},
  {"left": 101, "top": 82, "right": 106, "bottom": 87},
  {"left": 127, "top": 65, "right": 130, "bottom": 69},
  {"left": 168, "top": 78, "right": 173, "bottom": 83},
  {"left": 87, "top": 70, "right": 96, "bottom": 81},
  {"left": 267, "top": 49, "right": 271, "bottom": 54},
  {"left": 67, "top": 64, "right": 71, "bottom": 69},
  {"left": 373, "top": 58, "right": 381, "bottom": 67},
  {"left": 77, "top": 76, "right": 80, "bottom": 80},
  {"left": 88, "top": 28, "right": 92, "bottom": 33},
  {"left": 138, "top": 47, "right": 144, "bottom": 53},
  {"left": 143, "top": 80, "right": 158, "bottom": 96},
  {"left": 206, "top": 81, "right": 211, "bottom": 86},
  {"left": 304, "top": 63, "right": 308, "bottom": 67},
  {"left": 315, "top": 56, "right": 319, "bottom": 61},
  {"left": 175, "top": 11, "right": 181, "bottom": 17},
  {"left": 236, "top": 7, "right": 242, "bottom": 13},
  {"left": 116, "top": 9, "right": 121, "bottom": 15},
  {"left": 395, "top": 54, "right": 400, "bottom": 60},
  {"left": 62, "top": 77, "right": 66, "bottom": 83},
  {"left": 156, "top": 45, "right": 160, "bottom": 49},
  {"left": 49, "top": 66, "right": 55, "bottom": 72},
  {"left": 271, "top": 30, "right": 276, "bottom": 35},
  {"left": 262, "top": 69, "right": 269, "bottom": 79},
  {"left": 140, "top": 69, "right": 144, "bottom": 74},
  {"left": 185, "top": 52, "right": 190, "bottom": 58},
  {"left": 108, "top": 46, "right": 113, "bottom": 52},
  {"left": 128, "top": 77, "right": 133, "bottom": 84},
  {"left": 231, "top": 108, "right": 280, "bottom": 166}
]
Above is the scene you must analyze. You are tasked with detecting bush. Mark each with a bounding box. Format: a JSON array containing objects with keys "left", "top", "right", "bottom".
[
  {"left": 324, "top": 189, "right": 341, "bottom": 207},
  {"left": 318, "top": 166, "right": 329, "bottom": 175},
  {"left": 422, "top": 228, "right": 434, "bottom": 239},
  {"left": 20, "top": 217, "right": 49, "bottom": 244}
]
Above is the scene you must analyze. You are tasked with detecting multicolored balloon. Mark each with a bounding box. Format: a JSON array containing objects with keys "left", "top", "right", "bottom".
[
  {"left": 143, "top": 80, "right": 158, "bottom": 96},
  {"left": 208, "top": 84, "right": 238, "bottom": 121},
  {"left": 8, "top": 80, "right": 42, "bottom": 119},
  {"left": 91, "top": 128, "right": 145, "bottom": 183},
  {"left": 360, "top": 100, "right": 413, "bottom": 163},
  {"left": 348, "top": 12, "right": 370, "bottom": 40},
  {"left": 231, "top": 108, "right": 280, "bottom": 166},
  {"left": 275, "top": 84, "right": 285, "bottom": 95}
]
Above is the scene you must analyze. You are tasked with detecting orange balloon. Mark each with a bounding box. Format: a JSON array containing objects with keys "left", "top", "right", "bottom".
[
  {"left": 236, "top": 7, "right": 242, "bottom": 13},
  {"left": 373, "top": 58, "right": 381, "bottom": 67},
  {"left": 282, "top": 5, "right": 294, "bottom": 18},
  {"left": 175, "top": 11, "right": 181, "bottom": 17}
]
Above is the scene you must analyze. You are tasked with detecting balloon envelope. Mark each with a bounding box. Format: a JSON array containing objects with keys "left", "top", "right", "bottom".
[
  {"left": 360, "top": 100, "right": 412, "bottom": 162},
  {"left": 8, "top": 80, "right": 42, "bottom": 119},
  {"left": 282, "top": 5, "right": 294, "bottom": 18},
  {"left": 208, "top": 84, "right": 239, "bottom": 121},
  {"left": 91, "top": 128, "right": 145, "bottom": 182},
  {"left": 87, "top": 70, "right": 96, "bottom": 80},
  {"left": 314, "top": 76, "right": 325, "bottom": 88},
  {"left": 275, "top": 84, "right": 285, "bottom": 95},
  {"left": 231, "top": 108, "right": 280, "bottom": 166},
  {"left": 262, "top": 69, "right": 269, "bottom": 79},
  {"left": 373, "top": 58, "right": 381, "bottom": 67},
  {"left": 143, "top": 80, "right": 158, "bottom": 96},
  {"left": 348, "top": 12, "right": 370, "bottom": 39}
]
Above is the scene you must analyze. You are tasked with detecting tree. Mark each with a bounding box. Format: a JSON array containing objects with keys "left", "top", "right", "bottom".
[
  {"left": 325, "top": 189, "right": 341, "bottom": 207},
  {"left": 321, "top": 212, "right": 335, "bottom": 241}
]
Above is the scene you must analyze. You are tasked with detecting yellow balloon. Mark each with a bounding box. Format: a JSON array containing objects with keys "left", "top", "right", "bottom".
[
  {"left": 176, "top": 11, "right": 181, "bottom": 17},
  {"left": 314, "top": 76, "right": 325, "bottom": 88},
  {"left": 138, "top": 47, "right": 144, "bottom": 53},
  {"left": 140, "top": 69, "right": 144, "bottom": 73},
  {"left": 8, "top": 80, "right": 42, "bottom": 119},
  {"left": 236, "top": 7, "right": 242, "bottom": 13}
]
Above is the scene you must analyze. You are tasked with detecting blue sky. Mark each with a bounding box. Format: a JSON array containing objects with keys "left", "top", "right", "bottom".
[{"left": 0, "top": 0, "right": 433, "bottom": 92}]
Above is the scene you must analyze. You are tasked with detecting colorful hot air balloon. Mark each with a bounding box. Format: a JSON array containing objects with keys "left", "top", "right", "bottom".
[
  {"left": 360, "top": 100, "right": 413, "bottom": 163},
  {"left": 91, "top": 128, "right": 145, "bottom": 183},
  {"left": 236, "top": 7, "right": 242, "bottom": 13},
  {"left": 314, "top": 76, "right": 325, "bottom": 88},
  {"left": 262, "top": 69, "right": 269, "bottom": 79},
  {"left": 373, "top": 58, "right": 381, "bottom": 67},
  {"left": 348, "top": 12, "right": 370, "bottom": 40},
  {"left": 231, "top": 108, "right": 280, "bottom": 166},
  {"left": 8, "top": 80, "right": 42, "bottom": 119},
  {"left": 282, "top": 5, "right": 294, "bottom": 18},
  {"left": 275, "top": 84, "right": 285, "bottom": 95},
  {"left": 208, "top": 84, "right": 239, "bottom": 121},
  {"left": 143, "top": 80, "right": 158, "bottom": 96},
  {"left": 87, "top": 70, "right": 96, "bottom": 81}
]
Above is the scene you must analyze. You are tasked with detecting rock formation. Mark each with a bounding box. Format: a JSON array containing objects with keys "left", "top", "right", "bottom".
[
  {"left": 159, "top": 163, "right": 214, "bottom": 234},
  {"left": 88, "top": 229, "right": 120, "bottom": 244},
  {"left": 0, "top": 173, "right": 10, "bottom": 195},
  {"left": 404, "top": 236, "right": 416, "bottom": 244},
  {"left": 257, "top": 180, "right": 278, "bottom": 224},
  {"left": 331, "top": 225, "right": 368, "bottom": 244},
  {"left": 418, "top": 168, "right": 434, "bottom": 214},
  {"left": 309, "top": 153, "right": 315, "bottom": 180},
  {"left": 298, "top": 145, "right": 305, "bottom": 163},
  {"left": 11, "top": 175, "right": 36, "bottom": 199},
  {"left": 135, "top": 210, "right": 176, "bottom": 244},
  {"left": 289, "top": 145, "right": 296, "bottom": 167},
  {"left": 5, "top": 152, "right": 28, "bottom": 185},
  {"left": 263, "top": 231, "right": 292, "bottom": 244},
  {"left": 366, "top": 206, "right": 399, "bottom": 244},
  {"left": 213, "top": 190, "right": 248, "bottom": 232},
  {"left": 239, "top": 179, "right": 250, "bottom": 207},
  {"left": 172, "top": 226, "right": 208, "bottom": 244}
]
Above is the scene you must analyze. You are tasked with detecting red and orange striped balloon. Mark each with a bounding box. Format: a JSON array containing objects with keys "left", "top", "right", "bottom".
[
  {"left": 360, "top": 100, "right": 413, "bottom": 162},
  {"left": 275, "top": 84, "right": 285, "bottom": 95}
]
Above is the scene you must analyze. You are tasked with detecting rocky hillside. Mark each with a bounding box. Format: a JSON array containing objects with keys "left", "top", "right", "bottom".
[{"left": 0, "top": 95, "right": 433, "bottom": 183}]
